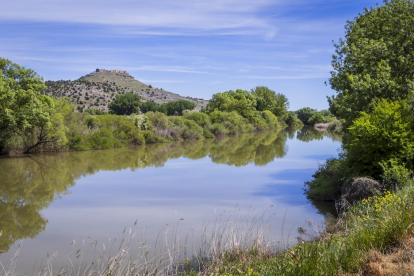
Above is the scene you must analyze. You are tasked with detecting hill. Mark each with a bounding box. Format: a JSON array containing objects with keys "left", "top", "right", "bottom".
[{"left": 43, "top": 69, "right": 209, "bottom": 112}]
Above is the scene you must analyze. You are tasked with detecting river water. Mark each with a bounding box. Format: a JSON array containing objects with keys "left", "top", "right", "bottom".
[{"left": 0, "top": 127, "right": 341, "bottom": 274}]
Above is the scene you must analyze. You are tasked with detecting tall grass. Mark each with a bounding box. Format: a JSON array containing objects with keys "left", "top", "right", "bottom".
[
  {"left": 242, "top": 180, "right": 414, "bottom": 276},
  {"left": 0, "top": 208, "right": 282, "bottom": 276},
  {"left": 3, "top": 180, "right": 414, "bottom": 276}
]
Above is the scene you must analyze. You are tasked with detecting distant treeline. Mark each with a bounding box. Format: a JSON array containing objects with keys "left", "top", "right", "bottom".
[{"left": 1, "top": 58, "right": 311, "bottom": 155}]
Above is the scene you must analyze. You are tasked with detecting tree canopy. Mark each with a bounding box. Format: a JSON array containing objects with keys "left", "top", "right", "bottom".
[
  {"left": 0, "top": 58, "right": 67, "bottom": 153},
  {"left": 108, "top": 93, "right": 141, "bottom": 115},
  {"left": 328, "top": 0, "right": 414, "bottom": 126},
  {"left": 207, "top": 89, "right": 257, "bottom": 118},
  {"left": 160, "top": 100, "right": 196, "bottom": 116},
  {"left": 251, "top": 86, "right": 289, "bottom": 119}
]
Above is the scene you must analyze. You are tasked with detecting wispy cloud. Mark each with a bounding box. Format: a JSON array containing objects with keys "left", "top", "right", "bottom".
[
  {"left": 126, "top": 66, "right": 214, "bottom": 74},
  {"left": 239, "top": 74, "right": 330, "bottom": 80},
  {"left": 0, "top": 0, "right": 277, "bottom": 35}
]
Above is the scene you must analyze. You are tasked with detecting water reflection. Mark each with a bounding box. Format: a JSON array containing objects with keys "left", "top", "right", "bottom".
[
  {"left": 0, "top": 128, "right": 339, "bottom": 255},
  {"left": 0, "top": 131, "right": 287, "bottom": 252},
  {"left": 296, "top": 126, "right": 342, "bottom": 142}
]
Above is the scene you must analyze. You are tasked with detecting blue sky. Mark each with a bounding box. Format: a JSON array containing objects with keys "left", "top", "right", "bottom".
[{"left": 0, "top": 0, "right": 377, "bottom": 110}]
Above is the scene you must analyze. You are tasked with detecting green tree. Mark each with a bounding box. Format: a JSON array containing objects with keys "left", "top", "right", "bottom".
[
  {"left": 108, "top": 93, "right": 141, "bottom": 115},
  {"left": 0, "top": 58, "right": 67, "bottom": 154},
  {"left": 159, "top": 100, "right": 196, "bottom": 116},
  {"left": 207, "top": 89, "right": 257, "bottom": 118},
  {"left": 140, "top": 101, "right": 159, "bottom": 113},
  {"left": 345, "top": 99, "right": 414, "bottom": 177},
  {"left": 295, "top": 107, "right": 317, "bottom": 125},
  {"left": 251, "top": 86, "right": 289, "bottom": 119},
  {"left": 328, "top": 0, "right": 414, "bottom": 126}
]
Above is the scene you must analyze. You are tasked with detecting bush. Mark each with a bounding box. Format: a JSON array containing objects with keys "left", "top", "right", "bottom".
[
  {"left": 328, "top": 119, "right": 343, "bottom": 134},
  {"left": 108, "top": 93, "right": 141, "bottom": 115},
  {"left": 295, "top": 107, "right": 317, "bottom": 125},
  {"left": 168, "top": 117, "right": 204, "bottom": 140},
  {"left": 380, "top": 158, "right": 413, "bottom": 190},
  {"left": 285, "top": 111, "right": 304, "bottom": 129},
  {"left": 128, "top": 114, "right": 152, "bottom": 130},
  {"left": 261, "top": 110, "right": 280, "bottom": 130},
  {"left": 183, "top": 112, "right": 211, "bottom": 128},
  {"left": 304, "top": 156, "right": 348, "bottom": 201},
  {"left": 209, "top": 111, "right": 252, "bottom": 134},
  {"left": 211, "top": 123, "right": 228, "bottom": 136},
  {"left": 345, "top": 99, "right": 414, "bottom": 177}
]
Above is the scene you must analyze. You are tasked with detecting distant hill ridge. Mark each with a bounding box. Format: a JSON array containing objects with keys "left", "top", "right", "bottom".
[{"left": 42, "top": 69, "right": 209, "bottom": 112}]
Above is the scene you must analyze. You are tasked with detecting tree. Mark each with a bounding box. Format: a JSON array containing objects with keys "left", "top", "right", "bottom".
[
  {"left": 328, "top": 0, "right": 414, "bottom": 127},
  {"left": 159, "top": 100, "right": 196, "bottom": 116},
  {"left": 295, "top": 107, "right": 317, "bottom": 125},
  {"left": 108, "top": 93, "right": 141, "bottom": 115},
  {"left": 251, "top": 86, "right": 289, "bottom": 119},
  {"left": 0, "top": 58, "right": 64, "bottom": 154},
  {"left": 140, "top": 101, "right": 159, "bottom": 113},
  {"left": 207, "top": 89, "right": 257, "bottom": 118},
  {"left": 344, "top": 99, "right": 414, "bottom": 177}
]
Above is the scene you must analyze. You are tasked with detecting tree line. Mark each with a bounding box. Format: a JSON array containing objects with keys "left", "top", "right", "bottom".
[{"left": 0, "top": 58, "right": 307, "bottom": 155}]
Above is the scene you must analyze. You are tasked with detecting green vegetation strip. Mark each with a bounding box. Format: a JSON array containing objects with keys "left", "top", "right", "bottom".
[{"left": 189, "top": 180, "right": 414, "bottom": 276}]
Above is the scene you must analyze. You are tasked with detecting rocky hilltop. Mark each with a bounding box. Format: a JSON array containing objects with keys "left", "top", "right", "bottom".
[{"left": 43, "top": 69, "right": 209, "bottom": 112}]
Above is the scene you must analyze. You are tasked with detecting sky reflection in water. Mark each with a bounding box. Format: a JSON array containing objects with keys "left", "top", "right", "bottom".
[{"left": 0, "top": 128, "right": 341, "bottom": 272}]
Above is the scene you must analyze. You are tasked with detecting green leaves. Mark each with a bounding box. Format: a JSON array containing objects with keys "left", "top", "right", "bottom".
[
  {"left": 328, "top": 0, "right": 414, "bottom": 126},
  {"left": 345, "top": 99, "right": 414, "bottom": 177},
  {"left": 108, "top": 93, "right": 141, "bottom": 115}
]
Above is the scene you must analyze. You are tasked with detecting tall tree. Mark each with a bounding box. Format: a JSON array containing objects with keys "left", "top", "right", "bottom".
[
  {"left": 108, "top": 93, "right": 141, "bottom": 115},
  {"left": 0, "top": 58, "right": 63, "bottom": 153},
  {"left": 251, "top": 86, "right": 289, "bottom": 119},
  {"left": 207, "top": 89, "right": 257, "bottom": 118},
  {"left": 328, "top": 0, "right": 414, "bottom": 127}
]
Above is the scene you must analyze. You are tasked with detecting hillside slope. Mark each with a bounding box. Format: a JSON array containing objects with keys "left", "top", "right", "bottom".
[{"left": 43, "top": 69, "right": 209, "bottom": 112}]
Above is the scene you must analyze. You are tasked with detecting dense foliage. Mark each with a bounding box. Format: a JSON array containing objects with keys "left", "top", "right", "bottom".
[
  {"left": 0, "top": 58, "right": 68, "bottom": 153},
  {"left": 108, "top": 93, "right": 141, "bottom": 115},
  {"left": 295, "top": 107, "right": 335, "bottom": 126},
  {"left": 0, "top": 59, "right": 288, "bottom": 155},
  {"left": 328, "top": 0, "right": 414, "bottom": 127},
  {"left": 306, "top": 0, "right": 414, "bottom": 201}
]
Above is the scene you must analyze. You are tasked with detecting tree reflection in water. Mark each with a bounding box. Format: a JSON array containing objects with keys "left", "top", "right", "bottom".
[{"left": 0, "top": 128, "right": 339, "bottom": 252}]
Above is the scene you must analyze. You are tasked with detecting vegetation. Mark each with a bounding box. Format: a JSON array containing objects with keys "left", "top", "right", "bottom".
[
  {"left": 295, "top": 107, "right": 336, "bottom": 126},
  {"left": 108, "top": 93, "right": 141, "bottom": 115},
  {"left": 0, "top": 59, "right": 289, "bottom": 155},
  {"left": 328, "top": 0, "right": 414, "bottom": 127},
  {"left": 306, "top": 0, "right": 414, "bottom": 202},
  {"left": 43, "top": 70, "right": 208, "bottom": 112}
]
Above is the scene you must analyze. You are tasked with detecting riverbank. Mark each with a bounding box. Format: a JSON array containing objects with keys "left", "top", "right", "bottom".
[
  {"left": 3, "top": 179, "right": 412, "bottom": 275},
  {"left": 197, "top": 179, "right": 414, "bottom": 275}
]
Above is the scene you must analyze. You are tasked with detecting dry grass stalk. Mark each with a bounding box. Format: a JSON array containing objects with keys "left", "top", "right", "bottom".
[{"left": 1, "top": 208, "right": 283, "bottom": 276}]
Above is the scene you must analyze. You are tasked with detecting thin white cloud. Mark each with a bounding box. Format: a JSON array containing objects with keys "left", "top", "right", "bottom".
[
  {"left": 0, "top": 0, "right": 274, "bottom": 32},
  {"left": 126, "top": 66, "right": 214, "bottom": 75},
  {"left": 239, "top": 74, "right": 329, "bottom": 80}
]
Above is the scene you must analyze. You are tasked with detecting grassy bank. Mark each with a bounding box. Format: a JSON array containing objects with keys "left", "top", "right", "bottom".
[
  {"left": 3, "top": 180, "right": 413, "bottom": 276},
  {"left": 197, "top": 179, "right": 414, "bottom": 276}
]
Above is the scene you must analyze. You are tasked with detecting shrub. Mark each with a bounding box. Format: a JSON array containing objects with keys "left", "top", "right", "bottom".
[
  {"left": 285, "top": 111, "right": 304, "bottom": 129},
  {"left": 211, "top": 123, "right": 228, "bottom": 136},
  {"left": 261, "top": 110, "right": 280, "bottom": 130},
  {"left": 341, "top": 177, "right": 382, "bottom": 204},
  {"left": 128, "top": 114, "right": 152, "bottom": 130},
  {"left": 209, "top": 111, "right": 251, "bottom": 134},
  {"left": 345, "top": 99, "right": 414, "bottom": 177},
  {"left": 380, "top": 158, "right": 413, "bottom": 190},
  {"left": 183, "top": 112, "right": 211, "bottom": 128},
  {"left": 304, "top": 156, "right": 348, "bottom": 201},
  {"left": 168, "top": 117, "right": 204, "bottom": 140}
]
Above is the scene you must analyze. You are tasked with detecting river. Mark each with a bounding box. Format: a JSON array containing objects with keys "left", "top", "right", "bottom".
[{"left": 0, "top": 127, "right": 341, "bottom": 274}]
